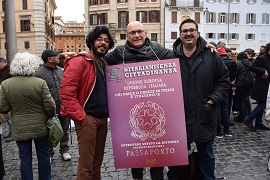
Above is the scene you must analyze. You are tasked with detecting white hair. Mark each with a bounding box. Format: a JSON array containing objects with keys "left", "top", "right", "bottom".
[{"left": 10, "top": 52, "right": 43, "bottom": 76}]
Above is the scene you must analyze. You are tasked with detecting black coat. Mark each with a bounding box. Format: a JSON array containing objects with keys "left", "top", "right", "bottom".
[
  {"left": 250, "top": 52, "right": 270, "bottom": 101},
  {"left": 104, "top": 37, "right": 175, "bottom": 65},
  {"left": 173, "top": 36, "right": 230, "bottom": 144}
]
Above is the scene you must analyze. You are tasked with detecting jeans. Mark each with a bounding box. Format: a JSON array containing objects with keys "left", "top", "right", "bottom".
[
  {"left": 168, "top": 139, "right": 215, "bottom": 180},
  {"left": 48, "top": 116, "right": 70, "bottom": 157},
  {"left": 217, "top": 94, "right": 230, "bottom": 134},
  {"left": 16, "top": 137, "right": 51, "bottom": 180},
  {"left": 246, "top": 101, "right": 266, "bottom": 124},
  {"left": 131, "top": 167, "right": 164, "bottom": 180},
  {"left": 7, "top": 119, "right": 12, "bottom": 133},
  {"left": 75, "top": 115, "right": 107, "bottom": 180}
]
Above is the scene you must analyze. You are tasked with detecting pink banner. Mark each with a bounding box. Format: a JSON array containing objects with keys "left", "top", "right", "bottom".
[{"left": 106, "top": 58, "right": 188, "bottom": 169}]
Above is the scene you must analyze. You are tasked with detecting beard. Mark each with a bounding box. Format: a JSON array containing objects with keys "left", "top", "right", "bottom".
[{"left": 92, "top": 45, "right": 108, "bottom": 57}]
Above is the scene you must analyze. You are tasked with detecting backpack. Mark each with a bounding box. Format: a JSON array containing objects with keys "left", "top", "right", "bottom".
[{"left": 239, "top": 61, "right": 255, "bottom": 87}]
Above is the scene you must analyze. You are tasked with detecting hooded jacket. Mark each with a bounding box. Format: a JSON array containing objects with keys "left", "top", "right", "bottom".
[
  {"left": 60, "top": 52, "right": 98, "bottom": 124},
  {"left": 173, "top": 36, "right": 230, "bottom": 144}
]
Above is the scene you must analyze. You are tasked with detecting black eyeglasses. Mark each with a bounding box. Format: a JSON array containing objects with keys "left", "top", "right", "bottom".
[
  {"left": 96, "top": 37, "right": 110, "bottom": 43},
  {"left": 127, "top": 30, "right": 145, "bottom": 35},
  {"left": 180, "top": 28, "right": 197, "bottom": 35}
]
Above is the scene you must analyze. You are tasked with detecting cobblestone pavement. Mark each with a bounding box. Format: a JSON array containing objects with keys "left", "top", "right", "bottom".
[{"left": 1, "top": 117, "right": 270, "bottom": 180}]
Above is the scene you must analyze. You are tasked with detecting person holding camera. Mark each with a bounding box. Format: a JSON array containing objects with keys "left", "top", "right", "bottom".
[{"left": 36, "top": 50, "right": 72, "bottom": 162}]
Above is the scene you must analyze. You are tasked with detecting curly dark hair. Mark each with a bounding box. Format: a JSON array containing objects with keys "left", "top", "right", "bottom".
[{"left": 86, "top": 26, "right": 114, "bottom": 50}]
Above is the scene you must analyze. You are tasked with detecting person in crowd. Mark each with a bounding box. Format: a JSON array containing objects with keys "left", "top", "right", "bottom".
[
  {"left": 0, "top": 52, "right": 55, "bottom": 179},
  {"left": 60, "top": 26, "right": 114, "bottom": 179},
  {"left": 0, "top": 58, "right": 12, "bottom": 142},
  {"left": 0, "top": 118, "right": 4, "bottom": 179},
  {"left": 215, "top": 47, "right": 237, "bottom": 137},
  {"left": 234, "top": 52, "right": 254, "bottom": 123},
  {"left": 167, "top": 18, "right": 230, "bottom": 180},
  {"left": 217, "top": 41, "right": 226, "bottom": 49},
  {"left": 36, "top": 50, "right": 72, "bottom": 162},
  {"left": 265, "top": 79, "right": 270, "bottom": 171},
  {"left": 259, "top": 45, "right": 266, "bottom": 56},
  {"left": 245, "top": 42, "right": 270, "bottom": 131},
  {"left": 231, "top": 51, "right": 238, "bottom": 61},
  {"left": 103, "top": 20, "right": 175, "bottom": 180}
]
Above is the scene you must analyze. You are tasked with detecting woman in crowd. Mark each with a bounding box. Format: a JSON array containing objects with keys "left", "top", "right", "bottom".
[{"left": 0, "top": 52, "right": 55, "bottom": 180}]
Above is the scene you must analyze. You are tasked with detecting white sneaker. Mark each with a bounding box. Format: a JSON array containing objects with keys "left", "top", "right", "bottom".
[
  {"left": 62, "top": 153, "right": 72, "bottom": 161},
  {"left": 267, "top": 155, "right": 270, "bottom": 171}
]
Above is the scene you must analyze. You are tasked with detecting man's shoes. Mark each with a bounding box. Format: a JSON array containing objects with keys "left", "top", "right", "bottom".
[
  {"left": 244, "top": 121, "right": 256, "bottom": 132},
  {"left": 50, "top": 156, "right": 54, "bottom": 164},
  {"left": 5, "top": 136, "right": 13, "bottom": 142},
  {"left": 62, "top": 153, "right": 72, "bottom": 161},
  {"left": 224, "top": 133, "right": 232, "bottom": 137},
  {"left": 215, "top": 133, "right": 224, "bottom": 139},
  {"left": 234, "top": 117, "right": 244, "bottom": 123},
  {"left": 3, "top": 132, "right": 11, "bottom": 139},
  {"left": 228, "top": 120, "right": 235, "bottom": 126},
  {"left": 255, "top": 123, "right": 270, "bottom": 130}
]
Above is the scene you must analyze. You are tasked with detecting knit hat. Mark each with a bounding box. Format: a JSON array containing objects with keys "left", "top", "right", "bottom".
[
  {"left": 217, "top": 48, "right": 228, "bottom": 55},
  {"left": 237, "top": 51, "right": 248, "bottom": 60}
]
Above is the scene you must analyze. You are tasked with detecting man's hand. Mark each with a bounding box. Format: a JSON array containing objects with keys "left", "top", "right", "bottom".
[
  {"left": 207, "top": 99, "right": 215, "bottom": 104},
  {"left": 261, "top": 70, "right": 268, "bottom": 79},
  {"left": 206, "top": 44, "right": 217, "bottom": 53}
]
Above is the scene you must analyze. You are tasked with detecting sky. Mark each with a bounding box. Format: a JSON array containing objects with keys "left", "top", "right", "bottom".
[{"left": 54, "top": 0, "right": 84, "bottom": 23}]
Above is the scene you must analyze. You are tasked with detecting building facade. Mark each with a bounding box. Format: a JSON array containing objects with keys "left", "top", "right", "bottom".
[
  {"left": 164, "top": 0, "right": 270, "bottom": 52},
  {"left": 55, "top": 17, "right": 86, "bottom": 52},
  {"left": 0, "top": 0, "right": 57, "bottom": 58},
  {"left": 84, "top": 0, "right": 165, "bottom": 46}
]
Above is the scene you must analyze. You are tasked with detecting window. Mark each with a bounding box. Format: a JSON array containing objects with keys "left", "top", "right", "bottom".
[
  {"left": 59, "top": 37, "right": 61, "bottom": 40},
  {"left": 90, "top": 0, "right": 98, "bottom": 5},
  {"left": 246, "top": 33, "right": 255, "bottom": 40},
  {"left": 78, "top": 43, "right": 81, "bottom": 48},
  {"left": 78, "top": 37, "right": 81, "bottom": 40},
  {"left": 230, "top": 13, "right": 239, "bottom": 24},
  {"left": 151, "top": 0, "right": 157, "bottom": 2},
  {"left": 2, "top": 20, "right": 5, "bottom": 33},
  {"left": 71, "top": 43, "right": 74, "bottom": 48},
  {"left": 59, "top": 43, "right": 62, "bottom": 47},
  {"left": 218, "top": 33, "right": 226, "bottom": 39},
  {"left": 137, "top": 11, "right": 147, "bottom": 23},
  {"left": 247, "top": 0, "right": 256, "bottom": 3},
  {"left": 100, "top": 0, "right": 109, "bottom": 4},
  {"left": 22, "top": 0, "right": 28, "bottom": 10},
  {"left": 149, "top": 10, "right": 160, "bottom": 22},
  {"left": 231, "top": 0, "right": 240, "bottom": 3},
  {"left": 219, "top": 13, "right": 226, "bottom": 24},
  {"left": 171, "top": 32, "right": 177, "bottom": 39},
  {"left": 20, "top": 16, "right": 31, "bottom": 32},
  {"left": 262, "top": 0, "right": 270, "bottom": 3},
  {"left": 71, "top": 37, "right": 73, "bottom": 40},
  {"left": 90, "top": 14, "right": 98, "bottom": 25},
  {"left": 138, "top": 0, "right": 146, "bottom": 2},
  {"left": 100, "top": 13, "right": 108, "bottom": 24},
  {"left": 24, "top": 41, "right": 30, "bottom": 49},
  {"left": 170, "top": 0, "right": 176, "bottom": 6},
  {"left": 195, "top": 12, "right": 200, "bottom": 24},
  {"left": 151, "top": 33, "right": 157, "bottom": 41},
  {"left": 66, "top": 37, "right": 69, "bottom": 40},
  {"left": 118, "top": 11, "right": 128, "bottom": 28},
  {"left": 66, "top": 43, "right": 69, "bottom": 48},
  {"left": 118, "top": 0, "right": 128, "bottom": 2},
  {"left": 120, "top": 34, "right": 126, "bottom": 40},
  {"left": 206, "top": 33, "right": 215, "bottom": 39},
  {"left": 262, "top": 13, "right": 269, "bottom": 24},
  {"left": 230, "top": 33, "right": 239, "bottom": 40},
  {"left": 247, "top": 13, "right": 256, "bottom": 24},
  {"left": 207, "top": 12, "right": 216, "bottom": 23},
  {"left": 171, "top": 12, "right": 177, "bottom": 23}
]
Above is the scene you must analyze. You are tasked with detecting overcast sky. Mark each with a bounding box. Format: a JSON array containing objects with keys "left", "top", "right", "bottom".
[{"left": 54, "top": 0, "right": 84, "bottom": 23}]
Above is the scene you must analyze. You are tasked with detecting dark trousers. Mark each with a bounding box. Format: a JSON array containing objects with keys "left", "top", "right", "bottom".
[
  {"left": 236, "top": 86, "right": 250, "bottom": 120},
  {"left": 167, "top": 139, "right": 215, "bottom": 180},
  {"left": 75, "top": 115, "right": 107, "bottom": 180},
  {"left": 217, "top": 94, "right": 230, "bottom": 134},
  {"left": 0, "top": 134, "right": 5, "bottom": 180},
  {"left": 48, "top": 116, "right": 70, "bottom": 156},
  {"left": 16, "top": 137, "right": 51, "bottom": 180},
  {"left": 131, "top": 167, "right": 164, "bottom": 180}
]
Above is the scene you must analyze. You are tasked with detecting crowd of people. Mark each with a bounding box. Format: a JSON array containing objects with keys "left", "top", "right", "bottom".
[{"left": 0, "top": 18, "right": 269, "bottom": 180}]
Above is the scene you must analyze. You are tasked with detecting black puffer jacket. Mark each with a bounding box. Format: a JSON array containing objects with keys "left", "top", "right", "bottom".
[
  {"left": 104, "top": 37, "right": 175, "bottom": 65},
  {"left": 173, "top": 36, "right": 230, "bottom": 144}
]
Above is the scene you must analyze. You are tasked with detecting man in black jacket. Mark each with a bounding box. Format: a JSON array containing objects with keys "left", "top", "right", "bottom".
[
  {"left": 245, "top": 42, "right": 270, "bottom": 131},
  {"left": 36, "top": 50, "right": 72, "bottom": 162},
  {"left": 103, "top": 21, "right": 175, "bottom": 180},
  {"left": 168, "top": 19, "right": 230, "bottom": 180}
]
